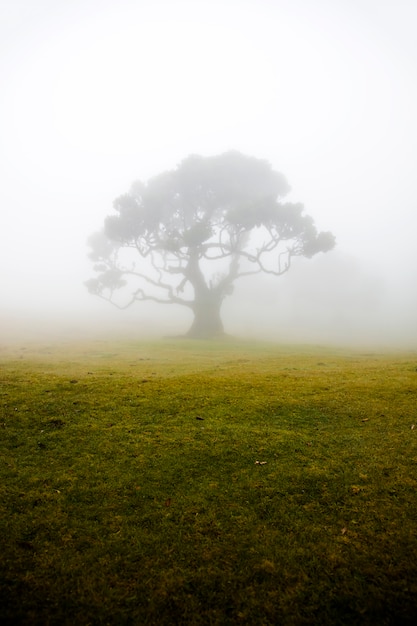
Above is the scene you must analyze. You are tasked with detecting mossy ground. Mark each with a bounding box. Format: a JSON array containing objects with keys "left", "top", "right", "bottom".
[{"left": 1, "top": 339, "right": 417, "bottom": 624}]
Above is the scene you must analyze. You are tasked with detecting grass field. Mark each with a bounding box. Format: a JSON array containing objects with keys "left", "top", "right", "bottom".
[{"left": 1, "top": 338, "right": 417, "bottom": 625}]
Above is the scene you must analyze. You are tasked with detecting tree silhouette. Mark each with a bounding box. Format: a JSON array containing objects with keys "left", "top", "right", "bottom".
[{"left": 86, "top": 151, "right": 335, "bottom": 338}]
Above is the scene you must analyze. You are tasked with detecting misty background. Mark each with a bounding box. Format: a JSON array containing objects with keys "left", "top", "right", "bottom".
[{"left": 1, "top": 0, "right": 416, "bottom": 347}]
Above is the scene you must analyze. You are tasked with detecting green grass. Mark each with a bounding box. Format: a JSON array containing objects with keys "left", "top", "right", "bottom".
[{"left": 1, "top": 338, "right": 417, "bottom": 625}]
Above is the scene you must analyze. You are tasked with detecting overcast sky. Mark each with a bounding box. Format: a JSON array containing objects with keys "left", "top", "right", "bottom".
[{"left": 1, "top": 0, "right": 416, "bottom": 344}]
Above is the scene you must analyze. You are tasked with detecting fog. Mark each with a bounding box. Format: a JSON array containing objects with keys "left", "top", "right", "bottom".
[{"left": 1, "top": 0, "right": 416, "bottom": 348}]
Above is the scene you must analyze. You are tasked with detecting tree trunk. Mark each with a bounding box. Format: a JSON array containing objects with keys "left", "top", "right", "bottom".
[
  {"left": 183, "top": 251, "right": 226, "bottom": 339},
  {"left": 186, "top": 295, "right": 224, "bottom": 339}
]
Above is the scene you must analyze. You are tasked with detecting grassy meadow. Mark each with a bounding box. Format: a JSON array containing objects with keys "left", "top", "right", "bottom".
[{"left": 1, "top": 338, "right": 417, "bottom": 625}]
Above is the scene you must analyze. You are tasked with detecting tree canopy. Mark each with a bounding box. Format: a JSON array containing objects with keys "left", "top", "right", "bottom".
[{"left": 86, "top": 151, "right": 335, "bottom": 337}]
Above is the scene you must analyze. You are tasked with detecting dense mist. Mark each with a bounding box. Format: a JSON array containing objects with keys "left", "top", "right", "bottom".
[{"left": 1, "top": 0, "right": 416, "bottom": 349}]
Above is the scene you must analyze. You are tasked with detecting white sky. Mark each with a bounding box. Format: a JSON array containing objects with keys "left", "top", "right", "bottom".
[{"left": 1, "top": 0, "right": 416, "bottom": 343}]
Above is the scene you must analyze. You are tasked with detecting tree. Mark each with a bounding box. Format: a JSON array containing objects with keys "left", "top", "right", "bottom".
[{"left": 86, "top": 151, "right": 335, "bottom": 338}]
